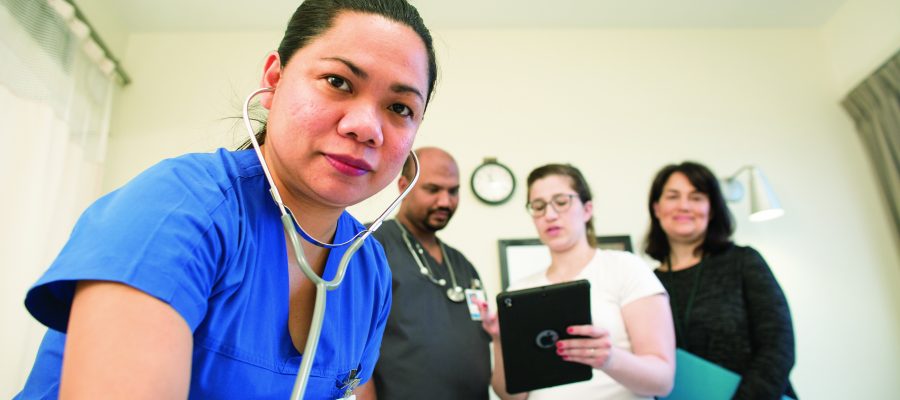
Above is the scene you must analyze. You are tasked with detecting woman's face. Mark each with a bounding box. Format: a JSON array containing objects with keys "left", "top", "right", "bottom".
[
  {"left": 528, "top": 175, "right": 593, "bottom": 253},
  {"left": 259, "top": 11, "right": 429, "bottom": 209},
  {"left": 652, "top": 172, "right": 711, "bottom": 245}
]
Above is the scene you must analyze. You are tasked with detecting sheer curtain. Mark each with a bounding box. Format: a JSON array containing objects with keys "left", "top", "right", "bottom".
[{"left": 0, "top": 0, "right": 120, "bottom": 394}]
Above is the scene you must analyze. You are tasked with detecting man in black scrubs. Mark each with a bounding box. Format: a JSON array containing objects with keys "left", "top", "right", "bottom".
[{"left": 358, "top": 147, "right": 491, "bottom": 399}]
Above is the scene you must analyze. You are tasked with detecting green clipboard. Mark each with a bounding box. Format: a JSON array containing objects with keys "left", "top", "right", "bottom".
[{"left": 661, "top": 349, "right": 793, "bottom": 400}]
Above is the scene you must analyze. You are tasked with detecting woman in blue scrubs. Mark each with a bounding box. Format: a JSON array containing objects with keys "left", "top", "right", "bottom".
[{"left": 16, "top": 1, "right": 437, "bottom": 399}]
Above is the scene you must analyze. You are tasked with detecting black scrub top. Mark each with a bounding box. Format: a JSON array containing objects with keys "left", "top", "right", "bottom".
[{"left": 371, "top": 220, "right": 491, "bottom": 400}]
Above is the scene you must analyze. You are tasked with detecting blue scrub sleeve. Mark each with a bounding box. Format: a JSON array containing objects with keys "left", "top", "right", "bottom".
[{"left": 25, "top": 157, "right": 233, "bottom": 333}]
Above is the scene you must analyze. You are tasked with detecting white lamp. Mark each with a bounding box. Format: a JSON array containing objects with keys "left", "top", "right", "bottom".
[{"left": 722, "top": 166, "right": 785, "bottom": 222}]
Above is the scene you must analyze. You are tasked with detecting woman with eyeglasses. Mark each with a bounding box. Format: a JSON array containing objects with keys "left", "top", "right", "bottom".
[{"left": 478, "top": 164, "right": 675, "bottom": 400}]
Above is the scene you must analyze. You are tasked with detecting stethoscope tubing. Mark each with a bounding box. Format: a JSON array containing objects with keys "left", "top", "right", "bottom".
[{"left": 242, "top": 87, "right": 420, "bottom": 399}]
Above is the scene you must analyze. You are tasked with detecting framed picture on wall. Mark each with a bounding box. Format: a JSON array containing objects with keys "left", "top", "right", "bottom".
[{"left": 498, "top": 236, "right": 633, "bottom": 289}]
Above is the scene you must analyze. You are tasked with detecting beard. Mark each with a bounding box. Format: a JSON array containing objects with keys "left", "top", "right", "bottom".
[{"left": 422, "top": 207, "right": 454, "bottom": 232}]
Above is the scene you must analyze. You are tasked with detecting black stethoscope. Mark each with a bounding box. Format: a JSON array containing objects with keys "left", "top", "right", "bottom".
[{"left": 394, "top": 220, "right": 481, "bottom": 302}]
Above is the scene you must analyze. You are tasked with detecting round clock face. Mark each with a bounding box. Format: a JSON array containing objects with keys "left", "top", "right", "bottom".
[{"left": 471, "top": 161, "right": 516, "bottom": 205}]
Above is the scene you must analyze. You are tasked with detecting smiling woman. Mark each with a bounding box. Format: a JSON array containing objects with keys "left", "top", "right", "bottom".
[
  {"left": 14, "top": 1, "right": 438, "bottom": 399},
  {"left": 645, "top": 161, "right": 797, "bottom": 399}
]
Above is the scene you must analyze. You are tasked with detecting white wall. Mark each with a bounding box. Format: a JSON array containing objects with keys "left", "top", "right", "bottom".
[
  {"left": 822, "top": 0, "right": 900, "bottom": 95},
  {"left": 6, "top": 1, "right": 899, "bottom": 397},
  {"left": 76, "top": 0, "right": 129, "bottom": 61},
  {"left": 102, "top": 31, "right": 281, "bottom": 188}
]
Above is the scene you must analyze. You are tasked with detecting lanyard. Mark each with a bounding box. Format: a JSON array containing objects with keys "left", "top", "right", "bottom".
[{"left": 668, "top": 257, "right": 704, "bottom": 342}]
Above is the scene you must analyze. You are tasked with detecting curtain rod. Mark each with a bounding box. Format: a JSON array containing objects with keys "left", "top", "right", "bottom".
[{"left": 59, "top": 0, "right": 131, "bottom": 85}]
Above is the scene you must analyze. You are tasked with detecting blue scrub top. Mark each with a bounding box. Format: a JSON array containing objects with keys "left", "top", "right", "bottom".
[{"left": 17, "top": 149, "right": 392, "bottom": 399}]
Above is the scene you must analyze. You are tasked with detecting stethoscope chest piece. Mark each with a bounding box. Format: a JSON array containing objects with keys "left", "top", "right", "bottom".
[
  {"left": 397, "top": 220, "right": 467, "bottom": 303},
  {"left": 446, "top": 286, "right": 466, "bottom": 302}
]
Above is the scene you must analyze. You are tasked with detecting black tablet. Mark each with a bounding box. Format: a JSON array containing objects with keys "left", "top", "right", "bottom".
[{"left": 496, "top": 279, "right": 592, "bottom": 394}]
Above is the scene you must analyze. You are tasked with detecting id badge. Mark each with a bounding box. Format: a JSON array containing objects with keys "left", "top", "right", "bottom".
[{"left": 465, "top": 289, "right": 487, "bottom": 321}]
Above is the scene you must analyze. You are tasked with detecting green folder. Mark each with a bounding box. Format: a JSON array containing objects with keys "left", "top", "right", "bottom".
[{"left": 660, "top": 349, "right": 793, "bottom": 400}]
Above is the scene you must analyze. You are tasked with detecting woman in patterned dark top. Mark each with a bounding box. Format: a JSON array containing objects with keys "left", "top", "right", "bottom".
[{"left": 644, "top": 161, "right": 797, "bottom": 399}]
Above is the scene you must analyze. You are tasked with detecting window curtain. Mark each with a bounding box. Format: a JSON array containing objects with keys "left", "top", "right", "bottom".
[
  {"left": 0, "top": 0, "right": 119, "bottom": 394},
  {"left": 842, "top": 51, "right": 900, "bottom": 245}
]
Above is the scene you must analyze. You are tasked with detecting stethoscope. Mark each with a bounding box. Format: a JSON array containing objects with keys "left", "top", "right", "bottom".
[
  {"left": 242, "top": 87, "right": 420, "bottom": 400},
  {"left": 394, "top": 220, "right": 467, "bottom": 302}
]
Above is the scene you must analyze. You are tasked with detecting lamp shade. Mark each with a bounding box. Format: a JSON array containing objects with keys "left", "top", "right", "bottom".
[{"left": 747, "top": 167, "right": 784, "bottom": 222}]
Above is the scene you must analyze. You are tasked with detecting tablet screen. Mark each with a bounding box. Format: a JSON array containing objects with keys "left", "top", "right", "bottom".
[{"left": 497, "top": 279, "right": 593, "bottom": 393}]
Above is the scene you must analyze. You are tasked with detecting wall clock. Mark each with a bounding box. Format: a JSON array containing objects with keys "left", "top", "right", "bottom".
[{"left": 470, "top": 158, "right": 516, "bottom": 205}]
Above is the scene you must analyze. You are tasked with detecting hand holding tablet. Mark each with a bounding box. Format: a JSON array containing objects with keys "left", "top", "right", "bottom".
[{"left": 495, "top": 280, "right": 593, "bottom": 393}]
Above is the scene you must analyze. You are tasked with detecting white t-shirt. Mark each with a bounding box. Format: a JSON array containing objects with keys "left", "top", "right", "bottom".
[{"left": 507, "top": 249, "right": 666, "bottom": 400}]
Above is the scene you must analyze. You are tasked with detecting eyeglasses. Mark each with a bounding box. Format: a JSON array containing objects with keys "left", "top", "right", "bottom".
[{"left": 526, "top": 193, "right": 578, "bottom": 217}]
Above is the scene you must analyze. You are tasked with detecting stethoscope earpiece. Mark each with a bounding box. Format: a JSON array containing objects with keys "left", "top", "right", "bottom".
[{"left": 242, "top": 87, "right": 420, "bottom": 248}]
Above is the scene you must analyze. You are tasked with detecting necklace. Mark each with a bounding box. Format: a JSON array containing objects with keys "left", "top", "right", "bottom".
[
  {"left": 667, "top": 256, "right": 705, "bottom": 341},
  {"left": 395, "top": 220, "right": 466, "bottom": 302}
]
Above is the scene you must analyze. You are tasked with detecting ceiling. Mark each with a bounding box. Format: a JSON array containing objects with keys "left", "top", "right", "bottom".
[{"left": 102, "top": 0, "right": 848, "bottom": 32}]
